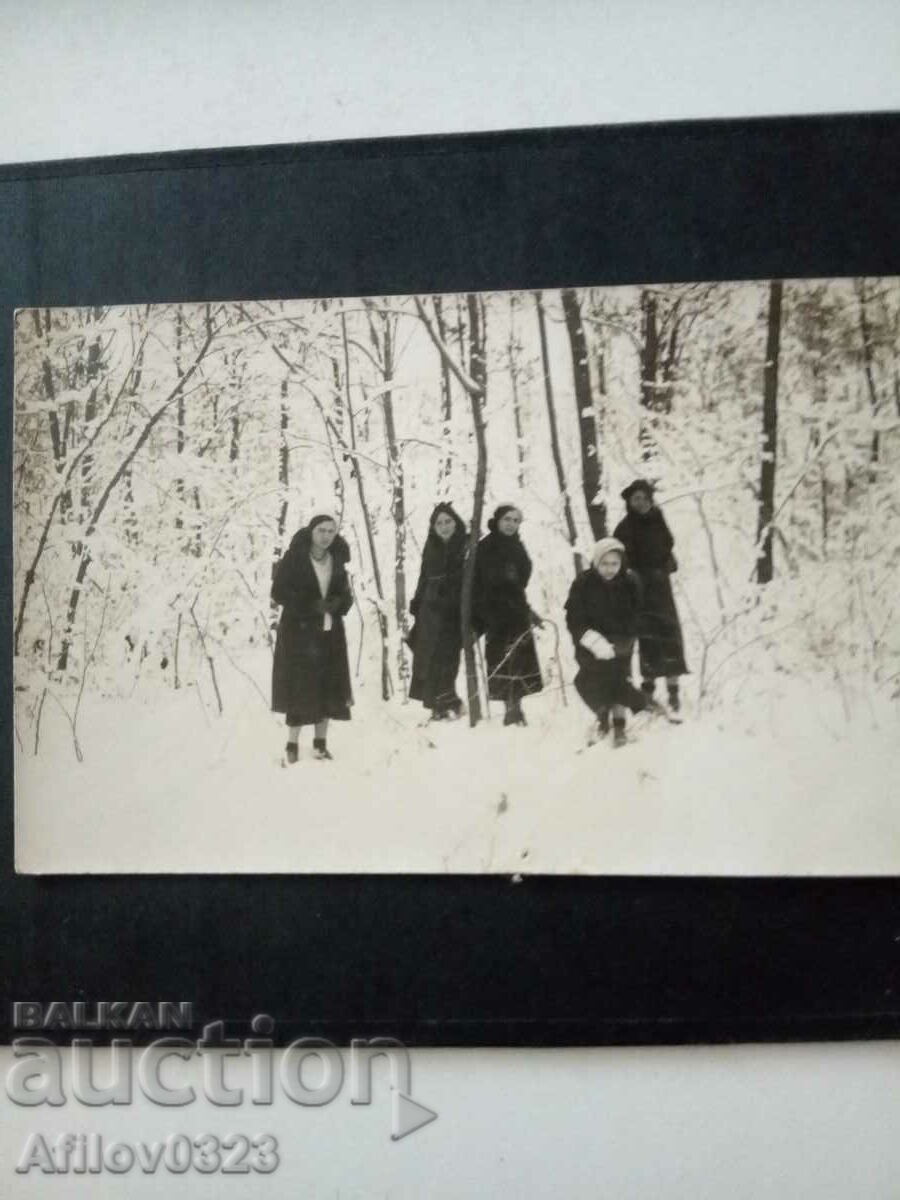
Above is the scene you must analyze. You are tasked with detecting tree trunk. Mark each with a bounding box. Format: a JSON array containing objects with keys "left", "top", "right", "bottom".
[
  {"left": 561, "top": 288, "right": 606, "bottom": 539},
  {"left": 639, "top": 289, "right": 661, "bottom": 461},
  {"left": 270, "top": 376, "right": 292, "bottom": 629},
  {"left": 174, "top": 306, "right": 186, "bottom": 541},
  {"left": 79, "top": 334, "right": 102, "bottom": 522},
  {"left": 507, "top": 295, "right": 526, "bottom": 491},
  {"left": 434, "top": 296, "right": 454, "bottom": 492},
  {"left": 855, "top": 278, "right": 882, "bottom": 469},
  {"left": 277, "top": 376, "right": 290, "bottom": 546},
  {"left": 36, "top": 309, "right": 73, "bottom": 518},
  {"left": 341, "top": 309, "right": 391, "bottom": 701},
  {"left": 462, "top": 295, "right": 488, "bottom": 726},
  {"left": 755, "top": 281, "right": 784, "bottom": 585},
  {"left": 414, "top": 294, "right": 488, "bottom": 725},
  {"left": 372, "top": 310, "right": 409, "bottom": 697},
  {"left": 535, "top": 291, "right": 582, "bottom": 574},
  {"left": 330, "top": 355, "right": 345, "bottom": 436}
]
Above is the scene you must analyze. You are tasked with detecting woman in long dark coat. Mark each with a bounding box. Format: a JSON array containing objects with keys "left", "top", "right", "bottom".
[
  {"left": 271, "top": 514, "right": 353, "bottom": 762},
  {"left": 613, "top": 479, "right": 688, "bottom": 712},
  {"left": 408, "top": 502, "right": 467, "bottom": 720},
  {"left": 565, "top": 537, "right": 653, "bottom": 747},
  {"left": 474, "top": 505, "right": 543, "bottom": 726}
]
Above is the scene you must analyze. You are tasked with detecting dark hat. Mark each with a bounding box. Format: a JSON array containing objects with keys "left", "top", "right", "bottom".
[{"left": 621, "top": 479, "right": 656, "bottom": 503}]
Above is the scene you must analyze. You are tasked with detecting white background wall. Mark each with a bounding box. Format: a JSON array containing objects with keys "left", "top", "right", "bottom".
[{"left": 4, "top": 1, "right": 900, "bottom": 1196}]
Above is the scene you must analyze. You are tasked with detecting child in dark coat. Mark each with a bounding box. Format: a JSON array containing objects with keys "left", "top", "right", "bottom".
[{"left": 565, "top": 537, "right": 655, "bottom": 747}]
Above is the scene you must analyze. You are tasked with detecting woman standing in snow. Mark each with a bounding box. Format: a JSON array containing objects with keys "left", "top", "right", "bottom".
[
  {"left": 613, "top": 479, "right": 688, "bottom": 713},
  {"left": 408, "top": 502, "right": 467, "bottom": 720},
  {"left": 271, "top": 514, "right": 353, "bottom": 762},
  {"left": 565, "top": 537, "right": 654, "bottom": 748},
  {"left": 474, "top": 505, "right": 543, "bottom": 726}
]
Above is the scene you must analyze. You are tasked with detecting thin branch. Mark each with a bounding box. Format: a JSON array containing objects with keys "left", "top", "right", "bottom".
[
  {"left": 413, "top": 296, "right": 484, "bottom": 397},
  {"left": 189, "top": 598, "right": 223, "bottom": 715}
]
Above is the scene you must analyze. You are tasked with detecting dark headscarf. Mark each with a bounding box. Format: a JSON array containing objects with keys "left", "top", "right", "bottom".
[
  {"left": 420, "top": 502, "right": 467, "bottom": 571},
  {"left": 426, "top": 502, "right": 467, "bottom": 545}
]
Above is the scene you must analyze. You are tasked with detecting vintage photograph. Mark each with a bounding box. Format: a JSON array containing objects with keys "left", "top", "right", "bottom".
[{"left": 13, "top": 278, "right": 900, "bottom": 873}]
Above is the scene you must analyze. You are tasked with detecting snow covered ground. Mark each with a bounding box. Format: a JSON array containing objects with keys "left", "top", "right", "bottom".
[{"left": 14, "top": 648, "right": 900, "bottom": 875}]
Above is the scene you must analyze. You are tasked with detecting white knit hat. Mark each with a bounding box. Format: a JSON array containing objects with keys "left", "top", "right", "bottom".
[{"left": 590, "top": 537, "right": 625, "bottom": 568}]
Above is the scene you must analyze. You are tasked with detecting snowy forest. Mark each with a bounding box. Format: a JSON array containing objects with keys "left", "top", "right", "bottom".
[{"left": 12, "top": 278, "right": 900, "bottom": 874}]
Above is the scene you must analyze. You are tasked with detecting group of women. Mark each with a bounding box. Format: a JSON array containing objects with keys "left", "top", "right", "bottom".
[{"left": 270, "top": 479, "right": 687, "bottom": 759}]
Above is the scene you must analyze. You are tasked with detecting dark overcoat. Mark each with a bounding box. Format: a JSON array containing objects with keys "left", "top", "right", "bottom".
[
  {"left": 474, "top": 530, "right": 542, "bottom": 704},
  {"left": 408, "top": 515, "right": 466, "bottom": 713},
  {"left": 565, "top": 567, "right": 649, "bottom": 714},
  {"left": 614, "top": 507, "right": 688, "bottom": 680},
  {"left": 271, "top": 528, "right": 354, "bottom": 724}
]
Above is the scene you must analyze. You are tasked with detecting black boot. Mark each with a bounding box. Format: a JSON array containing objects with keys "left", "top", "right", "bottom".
[
  {"left": 597, "top": 708, "right": 610, "bottom": 737},
  {"left": 641, "top": 678, "right": 656, "bottom": 699},
  {"left": 312, "top": 737, "right": 332, "bottom": 761},
  {"left": 285, "top": 741, "right": 299, "bottom": 764},
  {"left": 667, "top": 683, "right": 681, "bottom": 714},
  {"left": 612, "top": 717, "right": 627, "bottom": 748}
]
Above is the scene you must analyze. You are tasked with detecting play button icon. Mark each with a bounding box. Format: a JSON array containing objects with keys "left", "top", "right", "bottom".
[{"left": 391, "top": 1090, "right": 438, "bottom": 1141}]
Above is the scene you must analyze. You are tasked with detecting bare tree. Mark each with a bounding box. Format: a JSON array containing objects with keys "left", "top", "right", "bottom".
[
  {"left": 506, "top": 294, "right": 527, "bottom": 491},
  {"left": 364, "top": 301, "right": 409, "bottom": 696},
  {"left": 534, "top": 291, "right": 582, "bottom": 574},
  {"left": 561, "top": 288, "right": 606, "bottom": 539},
  {"left": 433, "top": 295, "right": 454, "bottom": 492},
  {"left": 341, "top": 308, "right": 392, "bottom": 700},
  {"left": 756, "top": 281, "right": 784, "bottom": 584},
  {"left": 854, "top": 277, "right": 883, "bottom": 469},
  {"left": 56, "top": 309, "right": 220, "bottom": 673},
  {"left": 415, "top": 294, "right": 488, "bottom": 726}
]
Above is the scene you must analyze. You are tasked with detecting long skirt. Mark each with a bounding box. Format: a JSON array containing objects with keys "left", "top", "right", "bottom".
[
  {"left": 273, "top": 623, "right": 352, "bottom": 726},
  {"left": 484, "top": 625, "right": 542, "bottom": 705},
  {"left": 408, "top": 609, "right": 462, "bottom": 713},
  {"left": 635, "top": 569, "right": 688, "bottom": 680},
  {"left": 574, "top": 654, "right": 648, "bottom": 716}
]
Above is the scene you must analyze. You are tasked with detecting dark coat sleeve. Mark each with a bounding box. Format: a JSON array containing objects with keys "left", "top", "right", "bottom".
[
  {"left": 271, "top": 552, "right": 321, "bottom": 620},
  {"left": 659, "top": 513, "right": 677, "bottom": 571},
  {"left": 613, "top": 517, "right": 633, "bottom": 563},
  {"left": 271, "top": 531, "right": 312, "bottom": 609},
  {"left": 564, "top": 575, "right": 591, "bottom": 644},
  {"left": 270, "top": 550, "right": 294, "bottom": 608},
  {"left": 323, "top": 568, "right": 353, "bottom": 618},
  {"left": 409, "top": 556, "right": 427, "bottom": 617},
  {"left": 624, "top": 570, "right": 644, "bottom": 630},
  {"left": 656, "top": 512, "right": 675, "bottom": 556}
]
